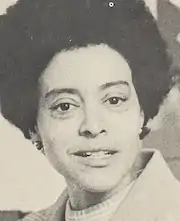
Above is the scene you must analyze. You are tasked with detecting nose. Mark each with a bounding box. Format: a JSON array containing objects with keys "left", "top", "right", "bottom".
[{"left": 79, "top": 110, "right": 107, "bottom": 138}]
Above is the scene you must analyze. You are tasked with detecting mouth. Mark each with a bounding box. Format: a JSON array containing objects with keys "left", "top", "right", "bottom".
[{"left": 72, "top": 150, "right": 118, "bottom": 159}]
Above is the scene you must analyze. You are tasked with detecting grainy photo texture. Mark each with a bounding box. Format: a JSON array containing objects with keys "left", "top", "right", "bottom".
[{"left": 0, "top": 0, "right": 180, "bottom": 220}]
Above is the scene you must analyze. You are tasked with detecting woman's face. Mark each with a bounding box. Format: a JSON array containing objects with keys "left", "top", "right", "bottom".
[{"left": 37, "top": 44, "right": 144, "bottom": 192}]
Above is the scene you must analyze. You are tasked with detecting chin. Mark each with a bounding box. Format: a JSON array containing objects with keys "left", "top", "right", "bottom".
[{"left": 78, "top": 176, "right": 121, "bottom": 193}]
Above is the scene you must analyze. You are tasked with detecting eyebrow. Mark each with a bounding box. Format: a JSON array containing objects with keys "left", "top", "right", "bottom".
[
  {"left": 100, "top": 80, "right": 129, "bottom": 90},
  {"left": 45, "top": 80, "right": 129, "bottom": 99},
  {"left": 45, "top": 88, "right": 82, "bottom": 99}
]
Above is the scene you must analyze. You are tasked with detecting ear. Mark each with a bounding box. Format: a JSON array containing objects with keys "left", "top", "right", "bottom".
[
  {"left": 139, "top": 111, "right": 151, "bottom": 140},
  {"left": 29, "top": 126, "right": 44, "bottom": 152},
  {"left": 29, "top": 126, "right": 41, "bottom": 143},
  {"left": 139, "top": 111, "right": 145, "bottom": 133}
]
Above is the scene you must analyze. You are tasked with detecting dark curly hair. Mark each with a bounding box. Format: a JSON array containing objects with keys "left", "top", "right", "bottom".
[{"left": 0, "top": 0, "right": 172, "bottom": 139}]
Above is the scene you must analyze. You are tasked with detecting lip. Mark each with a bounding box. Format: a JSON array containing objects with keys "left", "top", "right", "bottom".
[
  {"left": 73, "top": 149, "right": 118, "bottom": 157},
  {"left": 70, "top": 148, "right": 119, "bottom": 168},
  {"left": 69, "top": 147, "right": 118, "bottom": 155}
]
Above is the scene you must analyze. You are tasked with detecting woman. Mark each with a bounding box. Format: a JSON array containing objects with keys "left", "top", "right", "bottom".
[{"left": 0, "top": 0, "right": 180, "bottom": 220}]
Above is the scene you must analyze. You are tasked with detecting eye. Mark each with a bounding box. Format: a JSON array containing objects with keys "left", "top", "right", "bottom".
[
  {"left": 104, "top": 96, "right": 127, "bottom": 106},
  {"left": 108, "top": 97, "right": 121, "bottom": 105},
  {"left": 57, "top": 103, "right": 71, "bottom": 111},
  {"left": 54, "top": 102, "right": 78, "bottom": 112},
  {"left": 50, "top": 99, "right": 80, "bottom": 116}
]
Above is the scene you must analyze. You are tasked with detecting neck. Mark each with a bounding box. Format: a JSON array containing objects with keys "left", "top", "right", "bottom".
[
  {"left": 66, "top": 169, "right": 136, "bottom": 211},
  {"left": 66, "top": 150, "right": 145, "bottom": 211}
]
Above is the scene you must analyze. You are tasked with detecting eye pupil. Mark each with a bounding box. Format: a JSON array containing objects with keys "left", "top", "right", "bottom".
[
  {"left": 109, "top": 97, "right": 119, "bottom": 104},
  {"left": 60, "top": 103, "right": 70, "bottom": 111}
]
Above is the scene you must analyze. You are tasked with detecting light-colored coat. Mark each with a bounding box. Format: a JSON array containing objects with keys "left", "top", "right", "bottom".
[{"left": 21, "top": 149, "right": 180, "bottom": 221}]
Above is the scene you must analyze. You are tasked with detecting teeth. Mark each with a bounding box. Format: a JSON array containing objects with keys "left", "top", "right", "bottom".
[
  {"left": 84, "top": 151, "right": 112, "bottom": 158},
  {"left": 74, "top": 150, "right": 117, "bottom": 158},
  {"left": 86, "top": 152, "right": 92, "bottom": 156}
]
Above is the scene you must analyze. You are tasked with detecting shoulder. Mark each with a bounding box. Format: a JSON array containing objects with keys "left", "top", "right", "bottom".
[
  {"left": 19, "top": 206, "right": 54, "bottom": 221},
  {"left": 120, "top": 149, "right": 180, "bottom": 219},
  {"left": 20, "top": 189, "right": 68, "bottom": 221},
  {"left": 145, "top": 149, "right": 180, "bottom": 218},
  {"left": 0, "top": 211, "right": 28, "bottom": 221}
]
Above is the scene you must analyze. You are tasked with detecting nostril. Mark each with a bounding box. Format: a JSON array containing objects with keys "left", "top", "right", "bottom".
[
  {"left": 84, "top": 130, "right": 93, "bottom": 137},
  {"left": 79, "top": 129, "right": 107, "bottom": 138},
  {"left": 100, "top": 129, "right": 106, "bottom": 134}
]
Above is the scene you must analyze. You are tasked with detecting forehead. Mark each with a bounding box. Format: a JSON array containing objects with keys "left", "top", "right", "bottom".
[{"left": 40, "top": 44, "right": 132, "bottom": 92}]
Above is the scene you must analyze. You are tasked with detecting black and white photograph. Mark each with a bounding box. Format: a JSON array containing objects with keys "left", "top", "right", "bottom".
[{"left": 1, "top": 0, "right": 180, "bottom": 220}]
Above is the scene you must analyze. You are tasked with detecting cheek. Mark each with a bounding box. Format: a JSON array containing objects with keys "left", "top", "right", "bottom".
[
  {"left": 37, "top": 109, "right": 81, "bottom": 139},
  {"left": 107, "top": 109, "right": 141, "bottom": 136},
  {"left": 37, "top": 118, "right": 77, "bottom": 172},
  {"left": 37, "top": 111, "right": 86, "bottom": 163},
  {"left": 106, "top": 109, "right": 142, "bottom": 152}
]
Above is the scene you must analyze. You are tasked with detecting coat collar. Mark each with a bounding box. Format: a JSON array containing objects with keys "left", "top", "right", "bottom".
[
  {"left": 111, "top": 149, "right": 180, "bottom": 220},
  {"left": 50, "top": 149, "right": 180, "bottom": 221}
]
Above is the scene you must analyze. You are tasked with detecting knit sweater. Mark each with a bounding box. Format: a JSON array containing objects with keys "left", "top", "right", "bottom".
[{"left": 65, "top": 181, "right": 135, "bottom": 221}]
